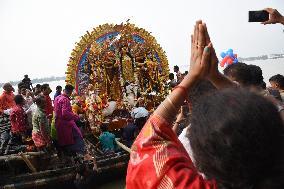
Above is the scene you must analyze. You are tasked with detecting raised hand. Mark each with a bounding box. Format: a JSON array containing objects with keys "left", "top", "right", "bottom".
[
  {"left": 262, "top": 8, "right": 284, "bottom": 25},
  {"left": 189, "top": 21, "right": 212, "bottom": 80}
]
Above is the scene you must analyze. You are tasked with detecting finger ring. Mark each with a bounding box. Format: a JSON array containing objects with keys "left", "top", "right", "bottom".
[{"left": 196, "top": 44, "right": 205, "bottom": 48}]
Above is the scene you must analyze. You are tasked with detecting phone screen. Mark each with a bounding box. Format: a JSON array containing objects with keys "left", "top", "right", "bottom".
[{"left": 249, "top": 11, "right": 269, "bottom": 22}]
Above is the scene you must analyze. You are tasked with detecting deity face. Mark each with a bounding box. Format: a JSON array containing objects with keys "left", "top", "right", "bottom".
[{"left": 88, "top": 84, "right": 94, "bottom": 91}]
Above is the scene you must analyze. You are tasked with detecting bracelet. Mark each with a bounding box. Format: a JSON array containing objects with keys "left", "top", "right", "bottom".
[
  {"left": 278, "top": 105, "right": 284, "bottom": 112},
  {"left": 167, "top": 96, "right": 178, "bottom": 112},
  {"left": 173, "top": 85, "right": 189, "bottom": 102}
]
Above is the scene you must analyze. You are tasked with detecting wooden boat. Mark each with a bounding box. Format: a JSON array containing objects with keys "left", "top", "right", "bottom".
[{"left": 0, "top": 133, "right": 130, "bottom": 189}]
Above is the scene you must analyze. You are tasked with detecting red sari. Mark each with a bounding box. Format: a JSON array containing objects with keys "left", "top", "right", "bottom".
[{"left": 126, "top": 114, "right": 217, "bottom": 189}]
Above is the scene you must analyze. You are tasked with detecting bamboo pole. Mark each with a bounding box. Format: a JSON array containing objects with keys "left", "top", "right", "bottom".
[
  {"left": 115, "top": 139, "right": 131, "bottom": 153},
  {"left": 0, "top": 151, "right": 47, "bottom": 161},
  {"left": 2, "top": 173, "right": 75, "bottom": 189},
  {"left": 19, "top": 152, "right": 37, "bottom": 173}
]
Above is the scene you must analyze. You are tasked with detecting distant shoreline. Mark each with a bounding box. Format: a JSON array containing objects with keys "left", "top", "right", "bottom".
[
  {"left": 238, "top": 54, "right": 284, "bottom": 62},
  {"left": 0, "top": 76, "right": 66, "bottom": 88}
]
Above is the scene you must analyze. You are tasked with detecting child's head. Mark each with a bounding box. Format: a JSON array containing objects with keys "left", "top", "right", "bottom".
[
  {"left": 269, "top": 74, "right": 284, "bottom": 90},
  {"left": 189, "top": 88, "right": 284, "bottom": 189},
  {"left": 14, "top": 94, "right": 25, "bottom": 105}
]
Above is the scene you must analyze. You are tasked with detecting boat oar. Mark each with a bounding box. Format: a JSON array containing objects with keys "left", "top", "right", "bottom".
[
  {"left": 19, "top": 152, "right": 37, "bottom": 173},
  {"left": 115, "top": 138, "right": 131, "bottom": 153}
]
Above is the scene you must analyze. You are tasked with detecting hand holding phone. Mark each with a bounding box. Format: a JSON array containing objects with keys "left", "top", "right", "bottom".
[
  {"left": 249, "top": 10, "right": 269, "bottom": 22},
  {"left": 261, "top": 8, "right": 284, "bottom": 25}
]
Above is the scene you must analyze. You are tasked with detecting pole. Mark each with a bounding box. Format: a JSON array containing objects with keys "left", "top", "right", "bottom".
[
  {"left": 19, "top": 152, "right": 37, "bottom": 173},
  {"left": 115, "top": 138, "right": 131, "bottom": 153}
]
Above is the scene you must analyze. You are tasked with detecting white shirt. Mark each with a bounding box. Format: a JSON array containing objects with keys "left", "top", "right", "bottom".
[{"left": 131, "top": 107, "right": 149, "bottom": 119}]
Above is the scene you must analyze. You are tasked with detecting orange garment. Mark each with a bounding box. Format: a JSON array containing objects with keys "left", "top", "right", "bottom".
[
  {"left": 126, "top": 114, "right": 217, "bottom": 189},
  {"left": 0, "top": 91, "right": 15, "bottom": 113}
]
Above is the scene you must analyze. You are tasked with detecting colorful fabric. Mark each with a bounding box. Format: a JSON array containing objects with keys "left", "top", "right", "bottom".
[
  {"left": 62, "top": 127, "right": 85, "bottom": 155},
  {"left": 99, "top": 131, "right": 116, "bottom": 151},
  {"left": 50, "top": 113, "right": 57, "bottom": 140},
  {"left": 54, "top": 94, "right": 81, "bottom": 146},
  {"left": 0, "top": 113, "right": 11, "bottom": 132},
  {"left": 10, "top": 105, "right": 27, "bottom": 134},
  {"left": 32, "top": 107, "right": 49, "bottom": 134},
  {"left": 54, "top": 91, "right": 61, "bottom": 101},
  {"left": 0, "top": 91, "right": 15, "bottom": 113},
  {"left": 44, "top": 94, "right": 53, "bottom": 116},
  {"left": 32, "top": 132, "right": 49, "bottom": 148},
  {"left": 126, "top": 114, "right": 217, "bottom": 189}
]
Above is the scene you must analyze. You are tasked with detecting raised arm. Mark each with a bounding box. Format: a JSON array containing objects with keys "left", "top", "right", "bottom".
[{"left": 155, "top": 21, "right": 212, "bottom": 123}]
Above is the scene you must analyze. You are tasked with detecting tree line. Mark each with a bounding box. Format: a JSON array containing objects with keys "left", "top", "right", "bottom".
[{"left": 0, "top": 76, "right": 66, "bottom": 88}]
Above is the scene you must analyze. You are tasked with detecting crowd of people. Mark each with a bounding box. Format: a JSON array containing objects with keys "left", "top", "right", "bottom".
[
  {"left": 0, "top": 76, "right": 148, "bottom": 157},
  {"left": 0, "top": 77, "right": 88, "bottom": 156},
  {"left": 0, "top": 7, "right": 283, "bottom": 189}
]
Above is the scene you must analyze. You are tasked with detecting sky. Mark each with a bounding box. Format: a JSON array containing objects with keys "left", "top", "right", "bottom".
[{"left": 0, "top": 0, "right": 283, "bottom": 82}]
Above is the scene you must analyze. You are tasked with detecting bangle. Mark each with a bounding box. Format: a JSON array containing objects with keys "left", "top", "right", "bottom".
[
  {"left": 173, "top": 85, "right": 189, "bottom": 102},
  {"left": 278, "top": 105, "right": 284, "bottom": 112},
  {"left": 167, "top": 96, "right": 178, "bottom": 112}
]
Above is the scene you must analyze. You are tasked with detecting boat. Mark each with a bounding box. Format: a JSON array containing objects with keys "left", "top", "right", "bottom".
[{"left": 0, "top": 133, "right": 130, "bottom": 189}]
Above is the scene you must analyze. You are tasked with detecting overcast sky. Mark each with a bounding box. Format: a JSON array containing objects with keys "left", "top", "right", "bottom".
[{"left": 0, "top": 0, "right": 283, "bottom": 82}]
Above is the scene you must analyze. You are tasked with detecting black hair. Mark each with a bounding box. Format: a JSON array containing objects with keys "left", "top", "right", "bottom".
[
  {"left": 174, "top": 65, "right": 179, "bottom": 70},
  {"left": 184, "top": 71, "right": 188, "bottom": 75},
  {"left": 169, "top": 73, "right": 175, "bottom": 80},
  {"left": 100, "top": 123, "right": 108, "bottom": 132},
  {"left": 17, "top": 82, "right": 26, "bottom": 90},
  {"left": 269, "top": 74, "right": 284, "bottom": 89},
  {"left": 56, "top": 85, "right": 62, "bottom": 90},
  {"left": 65, "top": 84, "right": 74, "bottom": 93},
  {"left": 247, "top": 65, "right": 264, "bottom": 86},
  {"left": 189, "top": 88, "right": 284, "bottom": 189},
  {"left": 41, "top": 84, "right": 50, "bottom": 91},
  {"left": 35, "top": 84, "right": 41, "bottom": 88},
  {"left": 223, "top": 63, "right": 251, "bottom": 86},
  {"left": 260, "top": 81, "right": 266, "bottom": 89},
  {"left": 14, "top": 94, "right": 24, "bottom": 105}
]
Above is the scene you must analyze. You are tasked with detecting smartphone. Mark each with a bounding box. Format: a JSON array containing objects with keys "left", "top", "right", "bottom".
[{"left": 249, "top": 11, "right": 269, "bottom": 22}]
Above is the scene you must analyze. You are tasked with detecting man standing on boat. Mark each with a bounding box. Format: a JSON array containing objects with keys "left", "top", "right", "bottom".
[
  {"left": 54, "top": 85, "right": 85, "bottom": 155},
  {"left": 0, "top": 83, "right": 15, "bottom": 114}
]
